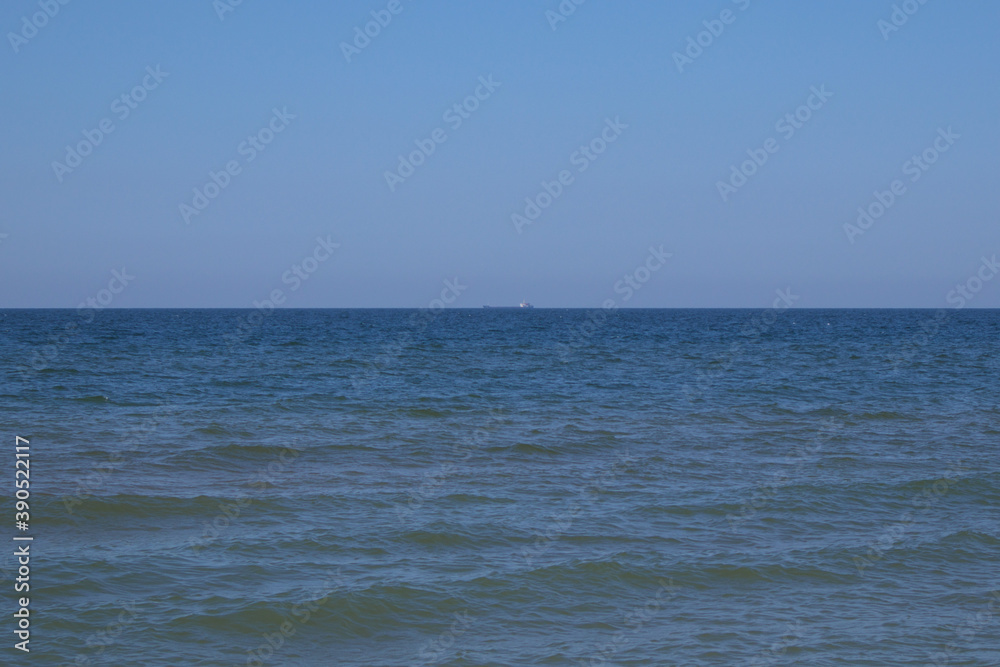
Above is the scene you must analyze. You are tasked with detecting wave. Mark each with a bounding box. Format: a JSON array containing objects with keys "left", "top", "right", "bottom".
[{"left": 72, "top": 394, "right": 110, "bottom": 403}]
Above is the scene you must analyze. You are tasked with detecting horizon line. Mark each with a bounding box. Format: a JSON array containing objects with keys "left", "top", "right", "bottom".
[{"left": 3, "top": 307, "right": 1000, "bottom": 311}]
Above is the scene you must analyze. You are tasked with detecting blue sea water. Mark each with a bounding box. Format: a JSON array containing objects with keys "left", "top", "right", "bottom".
[{"left": 1, "top": 308, "right": 998, "bottom": 666}]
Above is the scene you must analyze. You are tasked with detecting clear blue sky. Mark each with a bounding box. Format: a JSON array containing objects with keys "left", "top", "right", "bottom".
[{"left": 2, "top": 0, "right": 999, "bottom": 307}]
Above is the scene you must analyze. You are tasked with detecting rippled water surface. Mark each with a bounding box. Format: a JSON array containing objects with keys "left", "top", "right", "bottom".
[{"left": 1, "top": 309, "right": 998, "bottom": 665}]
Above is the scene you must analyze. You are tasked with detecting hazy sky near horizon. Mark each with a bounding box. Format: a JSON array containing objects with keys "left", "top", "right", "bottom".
[{"left": 2, "top": 0, "right": 1000, "bottom": 308}]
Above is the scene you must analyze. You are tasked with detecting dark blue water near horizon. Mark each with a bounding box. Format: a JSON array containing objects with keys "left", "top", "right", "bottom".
[{"left": 1, "top": 309, "right": 998, "bottom": 666}]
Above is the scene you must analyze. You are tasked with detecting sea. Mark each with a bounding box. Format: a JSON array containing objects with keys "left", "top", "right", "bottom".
[{"left": 1, "top": 308, "right": 998, "bottom": 666}]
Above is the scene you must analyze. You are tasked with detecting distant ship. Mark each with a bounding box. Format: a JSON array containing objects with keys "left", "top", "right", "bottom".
[{"left": 484, "top": 300, "right": 534, "bottom": 309}]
